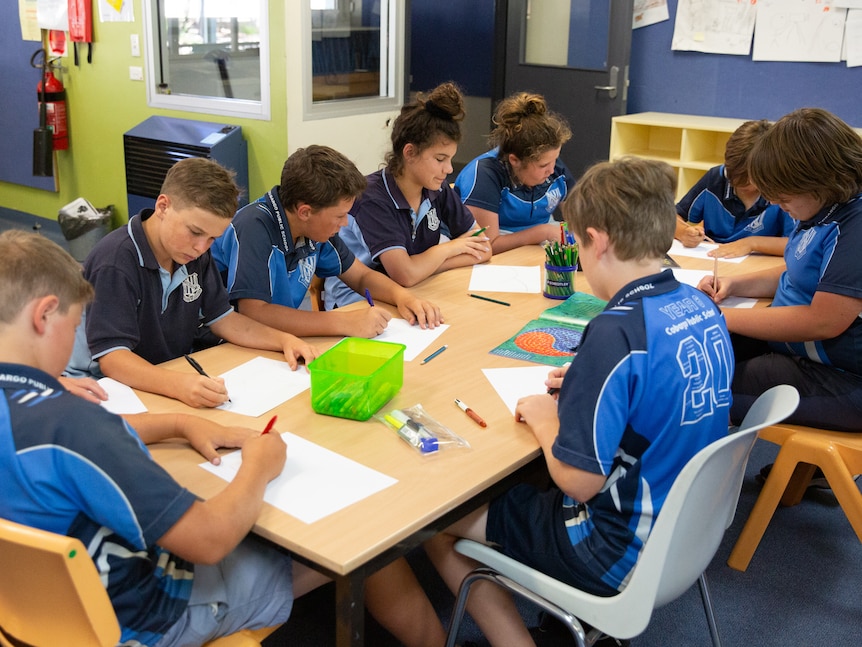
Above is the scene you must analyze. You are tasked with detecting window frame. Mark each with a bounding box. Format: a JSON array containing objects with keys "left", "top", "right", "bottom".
[
  {"left": 142, "top": 0, "right": 271, "bottom": 121},
  {"left": 302, "top": 0, "right": 405, "bottom": 121}
]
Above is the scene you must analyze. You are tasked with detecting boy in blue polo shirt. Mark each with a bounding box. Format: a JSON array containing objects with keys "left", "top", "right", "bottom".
[
  {"left": 67, "top": 157, "right": 319, "bottom": 409},
  {"left": 425, "top": 157, "right": 733, "bottom": 646},
  {"left": 1, "top": 230, "right": 452, "bottom": 647},
  {"left": 211, "top": 145, "right": 443, "bottom": 338},
  {"left": 675, "top": 119, "right": 794, "bottom": 258}
]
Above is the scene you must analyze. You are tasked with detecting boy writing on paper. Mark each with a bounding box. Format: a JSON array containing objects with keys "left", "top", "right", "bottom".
[
  {"left": 210, "top": 145, "right": 443, "bottom": 338},
  {"left": 1, "top": 230, "right": 449, "bottom": 647},
  {"left": 66, "top": 157, "right": 319, "bottom": 408},
  {"left": 425, "top": 157, "right": 734, "bottom": 646},
  {"left": 675, "top": 119, "right": 794, "bottom": 258}
]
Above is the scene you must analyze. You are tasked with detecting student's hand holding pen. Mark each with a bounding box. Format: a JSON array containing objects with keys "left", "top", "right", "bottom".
[
  {"left": 240, "top": 423, "right": 287, "bottom": 482},
  {"left": 545, "top": 363, "right": 571, "bottom": 398},
  {"left": 344, "top": 306, "right": 392, "bottom": 338},
  {"left": 182, "top": 372, "right": 231, "bottom": 408},
  {"left": 678, "top": 225, "right": 709, "bottom": 248}
]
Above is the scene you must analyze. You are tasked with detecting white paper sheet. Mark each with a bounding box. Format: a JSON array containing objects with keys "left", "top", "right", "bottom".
[
  {"left": 668, "top": 240, "right": 747, "bottom": 263},
  {"left": 753, "top": 0, "right": 846, "bottom": 63},
  {"left": 200, "top": 431, "right": 397, "bottom": 524},
  {"left": 672, "top": 0, "right": 756, "bottom": 55},
  {"left": 634, "top": 0, "right": 669, "bottom": 29},
  {"left": 468, "top": 265, "right": 542, "bottom": 293},
  {"left": 98, "top": 377, "right": 148, "bottom": 414},
  {"left": 482, "top": 366, "right": 555, "bottom": 416},
  {"left": 373, "top": 318, "right": 450, "bottom": 361},
  {"left": 216, "top": 356, "right": 310, "bottom": 418},
  {"left": 666, "top": 268, "right": 759, "bottom": 309}
]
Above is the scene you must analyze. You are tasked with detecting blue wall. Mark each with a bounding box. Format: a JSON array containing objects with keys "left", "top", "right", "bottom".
[
  {"left": 410, "top": 0, "right": 862, "bottom": 126},
  {"left": 410, "top": 0, "right": 495, "bottom": 96},
  {"left": 628, "top": 0, "right": 862, "bottom": 125}
]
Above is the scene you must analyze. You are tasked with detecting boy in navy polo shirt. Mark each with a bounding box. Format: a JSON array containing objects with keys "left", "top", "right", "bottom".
[
  {"left": 675, "top": 119, "right": 794, "bottom": 258},
  {"left": 211, "top": 145, "right": 443, "bottom": 338},
  {"left": 67, "top": 157, "right": 319, "bottom": 408},
  {"left": 425, "top": 157, "right": 733, "bottom": 646}
]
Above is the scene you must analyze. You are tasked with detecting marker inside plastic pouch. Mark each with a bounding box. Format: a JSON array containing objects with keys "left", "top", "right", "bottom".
[{"left": 387, "top": 410, "right": 438, "bottom": 453}]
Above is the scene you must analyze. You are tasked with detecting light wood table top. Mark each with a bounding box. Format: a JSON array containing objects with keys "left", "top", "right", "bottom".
[{"left": 144, "top": 244, "right": 784, "bottom": 645}]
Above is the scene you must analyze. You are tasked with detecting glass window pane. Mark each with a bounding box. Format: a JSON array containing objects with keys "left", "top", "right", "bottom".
[
  {"left": 157, "top": 0, "right": 262, "bottom": 102},
  {"left": 311, "top": 0, "right": 385, "bottom": 103},
  {"left": 523, "top": 0, "right": 609, "bottom": 72}
]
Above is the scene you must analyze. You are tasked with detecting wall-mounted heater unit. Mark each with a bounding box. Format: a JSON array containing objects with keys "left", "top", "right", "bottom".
[{"left": 124, "top": 116, "right": 249, "bottom": 218}]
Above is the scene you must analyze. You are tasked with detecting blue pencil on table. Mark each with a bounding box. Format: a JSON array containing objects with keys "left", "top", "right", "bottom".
[
  {"left": 420, "top": 345, "right": 447, "bottom": 365},
  {"left": 365, "top": 288, "right": 375, "bottom": 307}
]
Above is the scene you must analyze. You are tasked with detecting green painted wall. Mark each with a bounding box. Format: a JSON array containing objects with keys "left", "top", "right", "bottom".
[{"left": 0, "top": 1, "right": 287, "bottom": 226}]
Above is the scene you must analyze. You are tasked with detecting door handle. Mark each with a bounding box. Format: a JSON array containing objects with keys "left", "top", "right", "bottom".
[{"left": 594, "top": 65, "right": 618, "bottom": 99}]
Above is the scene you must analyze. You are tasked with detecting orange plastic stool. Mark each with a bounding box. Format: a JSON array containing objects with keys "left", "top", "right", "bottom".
[{"left": 727, "top": 424, "right": 862, "bottom": 572}]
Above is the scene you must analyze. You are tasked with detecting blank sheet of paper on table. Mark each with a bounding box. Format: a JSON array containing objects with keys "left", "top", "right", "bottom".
[
  {"left": 217, "top": 356, "right": 311, "bottom": 418},
  {"left": 482, "top": 366, "right": 555, "bottom": 415},
  {"left": 469, "top": 265, "right": 542, "bottom": 293},
  {"left": 373, "top": 318, "right": 450, "bottom": 361},
  {"left": 200, "top": 431, "right": 397, "bottom": 523}
]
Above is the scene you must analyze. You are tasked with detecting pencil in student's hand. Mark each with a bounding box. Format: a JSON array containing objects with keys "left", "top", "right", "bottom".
[{"left": 712, "top": 256, "right": 718, "bottom": 291}]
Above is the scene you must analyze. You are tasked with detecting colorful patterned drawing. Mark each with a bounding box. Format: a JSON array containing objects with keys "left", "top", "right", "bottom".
[{"left": 491, "top": 319, "right": 583, "bottom": 367}]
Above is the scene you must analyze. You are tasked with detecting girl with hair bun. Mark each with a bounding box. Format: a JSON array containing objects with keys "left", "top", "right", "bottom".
[
  {"left": 324, "top": 82, "right": 492, "bottom": 308},
  {"left": 455, "top": 92, "right": 575, "bottom": 253}
]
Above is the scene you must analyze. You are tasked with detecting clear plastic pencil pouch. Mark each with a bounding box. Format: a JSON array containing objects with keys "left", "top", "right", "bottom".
[{"left": 375, "top": 403, "right": 470, "bottom": 455}]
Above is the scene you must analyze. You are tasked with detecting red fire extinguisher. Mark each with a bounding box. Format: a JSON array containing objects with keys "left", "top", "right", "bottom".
[{"left": 37, "top": 70, "right": 68, "bottom": 151}]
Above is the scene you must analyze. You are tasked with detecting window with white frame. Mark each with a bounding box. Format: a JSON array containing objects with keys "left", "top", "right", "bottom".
[
  {"left": 143, "top": 0, "right": 270, "bottom": 120},
  {"left": 305, "top": 0, "right": 404, "bottom": 119}
]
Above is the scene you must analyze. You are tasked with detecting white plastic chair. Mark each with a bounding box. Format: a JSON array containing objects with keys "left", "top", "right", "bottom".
[{"left": 444, "top": 384, "right": 800, "bottom": 647}]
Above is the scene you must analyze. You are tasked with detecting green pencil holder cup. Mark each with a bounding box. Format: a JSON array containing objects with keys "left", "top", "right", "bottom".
[{"left": 544, "top": 263, "right": 577, "bottom": 299}]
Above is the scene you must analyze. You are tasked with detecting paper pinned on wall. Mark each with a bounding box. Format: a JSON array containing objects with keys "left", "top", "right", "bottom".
[
  {"left": 671, "top": 0, "right": 757, "bottom": 56},
  {"left": 753, "top": 0, "right": 847, "bottom": 63},
  {"left": 633, "top": 0, "right": 669, "bottom": 30},
  {"left": 99, "top": 0, "right": 134, "bottom": 22}
]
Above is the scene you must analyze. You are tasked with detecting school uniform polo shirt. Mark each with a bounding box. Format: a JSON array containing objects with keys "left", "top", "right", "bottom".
[
  {"left": 353, "top": 168, "right": 476, "bottom": 264},
  {"left": 81, "top": 210, "right": 234, "bottom": 366},
  {"left": 553, "top": 270, "right": 732, "bottom": 591},
  {"left": 676, "top": 165, "right": 795, "bottom": 243},
  {"left": 0, "top": 364, "right": 197, "bottom": 646},
  {"left": 454, "top": 148, "right": 575, "bottom": 232},
  {"left": 211, "top": 188, "right": 356, "bottom": 308},
  {"left": 769, "top": 195, "right": 862, "bottom": 375}
]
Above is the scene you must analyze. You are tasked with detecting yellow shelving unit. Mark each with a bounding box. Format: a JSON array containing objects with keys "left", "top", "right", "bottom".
[{"left": 609, "top": 112, "right": 748, "bottom": 200}]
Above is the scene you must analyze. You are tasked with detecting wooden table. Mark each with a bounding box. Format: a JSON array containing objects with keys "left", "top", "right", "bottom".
[{"left": 144, "top": 245, "right": 784, "bottom": 646}]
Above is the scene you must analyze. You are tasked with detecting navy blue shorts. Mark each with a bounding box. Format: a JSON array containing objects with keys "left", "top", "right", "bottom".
[
  {"left": 731, "top": 338, "right": 862, "bottom": 431},
  {"left": 486, "top": 484, "right": 619, "bottom": 597}
]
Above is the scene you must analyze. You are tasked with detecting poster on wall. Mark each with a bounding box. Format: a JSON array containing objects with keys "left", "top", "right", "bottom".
[
  {"left": 99, "top": 0, "right": 134, "bottom": 23},
  {"left": 844, "top": 9, "right": 862, "bottom": 67},
  {"left": 753, "top": 0, "right": 847, "bottom": 62},
  {"left": 18, "top": 0, "right": 40, "bottom": 40},
  {"left": 35, "top": 0, "right": 67, "bottom": 31},
  {"left": 671, "top": 0, "right": 757, "bottom": 56},
  {"left": 634, "top": 0, "right": 669, "bottom": 29}
]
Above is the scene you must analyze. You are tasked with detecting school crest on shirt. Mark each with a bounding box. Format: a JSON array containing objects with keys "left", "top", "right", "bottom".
[
  {"left": 426, "top": 207, "right": 440, "bottom": 232},
  {"left": 744, "top": 213, "right": 766, "bottom": 234},
  {"left": 297, "top": 256, "right": 317, "bottom": 287},
  {"left": 793, "top": 227, "right": 817, "bottom": 261},
  {"left": 545, "top": 186, "right": 563, "bottom": 213},
  {"left": 183, "top": 273, "right": 203, "bottom": 302}
]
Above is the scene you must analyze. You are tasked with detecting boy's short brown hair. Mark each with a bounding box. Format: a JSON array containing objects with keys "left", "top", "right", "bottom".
[
  {"left": 748, "top": 107, "right": 862, "bottom": 205},
  {"left": 278, "top": 145, "right": 367, "bottom": 212},
  {"left": 724, "top": 119, "right": 771, "bottom": 188},
  {"left": 0, "top": 230, "right": 93, "bottom": 324},
  {"left": 160, "top": 157, "right": 240, "bottom": 219},
  {"left": 563, "top": 157, "right": 677, "bottom": 262}
]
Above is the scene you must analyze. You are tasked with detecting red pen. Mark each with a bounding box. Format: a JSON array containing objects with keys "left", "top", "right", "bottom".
[
  {"left": 262, "top": 415, "right": 278, "bottom": 435},
  {"left": 454, "top": 399, "right": 487, "bottom": 428}
]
